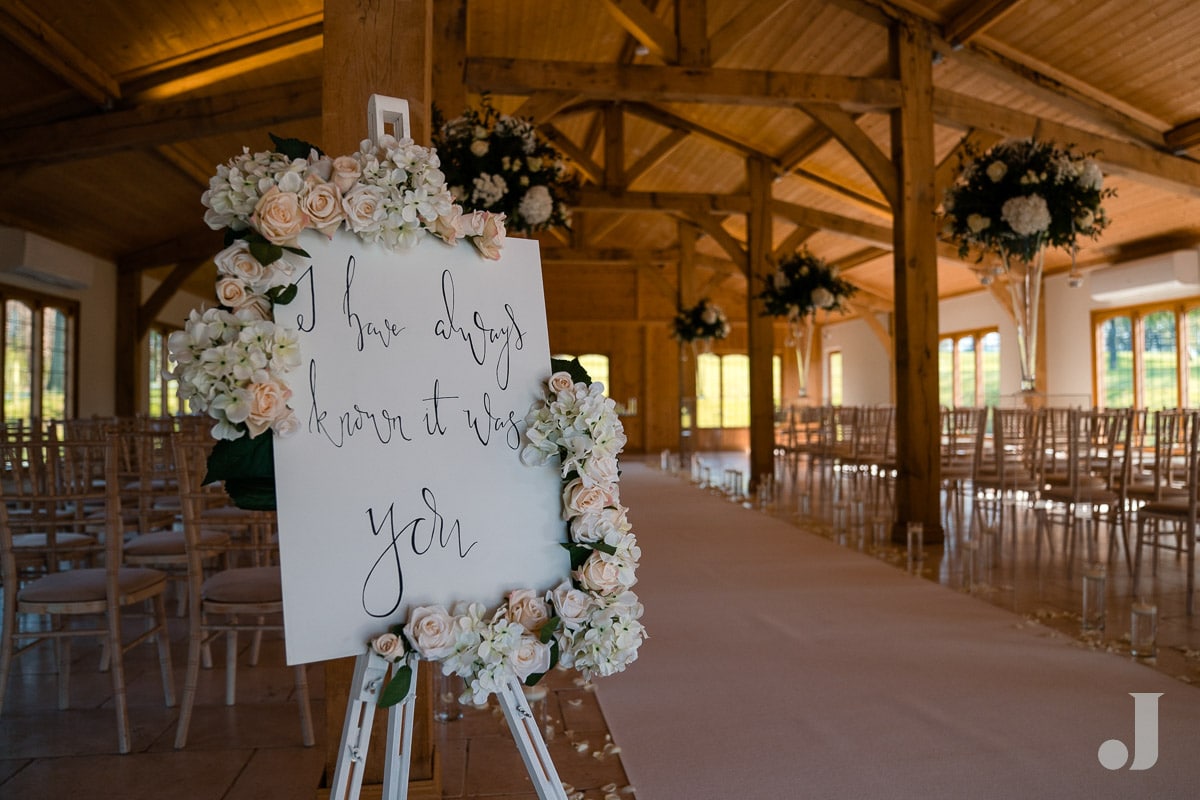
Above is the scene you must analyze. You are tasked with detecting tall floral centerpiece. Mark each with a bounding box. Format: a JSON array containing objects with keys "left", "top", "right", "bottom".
[
  {"left": 671, "top": 298, "right": 731, "bottom": 353},
  {"left": 941, "top": 138, "right": 1113, "bottom": 392},
  {"left": 756, "top": 249, "right": 856, "bottom": 398},
  {"left": 433, "top": 96, "right": 579, "bottom": 235}
]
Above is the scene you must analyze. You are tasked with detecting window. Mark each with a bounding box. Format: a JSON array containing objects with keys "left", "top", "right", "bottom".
[
  {"left": 1093, "top": 300, "right": 1200, "bottom": 409},
  {"left": 938, "top": 328, "right": 1000, "bottom": 407},
  {"left": 2, "top": 288, "right": 77, "bottom": 426},
  {"left": 551, "top": 353, "right": 610, "bottom": 396},
  {"left": 147, "top": 327, "right": 182, "bottom": 417},
  {"left": 828, "top": 351, "right": 843, "bottom": 406},
  {"left": 696, "top": 353, "right": 782, "bottom": 429}
]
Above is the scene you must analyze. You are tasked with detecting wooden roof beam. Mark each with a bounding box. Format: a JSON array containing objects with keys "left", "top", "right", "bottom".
[
  {"left": 625, "top": 102, "right": 770, "bottom": 159},
  {"left": 0, "top": 78, "right": 321, "bottom": 168},
  {"left": 576, "top": 186, "right": 749, "bottom": 214},
  {"left": 1165, "top": 117, "right": 1200, "bottom": 154},
  {"left": 709, "top": 0, "right": 797, "bottom": 64},
  {"left": 943, "top": 0, "right": 1025, "bottom": 47},
  {"left": 465, "top": 57, "right": 903, "bottom": 111},
  {"left": 0, "top": 0, "right": 120, "bottom": 104},
  {"left": 625, "top": 128, "right": 690, "bottom": 185},
  {"left": 601, "top": 0, "right": 679, "bottom": 63},
  {"left": 540, "top": 123, "right": 604, "bottom": 184}
]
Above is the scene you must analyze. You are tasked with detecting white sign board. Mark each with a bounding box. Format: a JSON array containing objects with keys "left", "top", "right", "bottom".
[{"left": 272, "top": 230, "right": 567, "bottom": 665}]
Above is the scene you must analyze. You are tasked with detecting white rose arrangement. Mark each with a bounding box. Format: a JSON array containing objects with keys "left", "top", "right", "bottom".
[
  {"left": 941, "top": 138, "right": 1114, "bottom": 263},
  {"left": 369, "top": 362, "right": 646, "bottom": 708},
  {"left": 756, "top": 249, "right": 856, "bottom": 322},
  {"left": 671, "top": 298, "right": 731, "bottom": 343}
]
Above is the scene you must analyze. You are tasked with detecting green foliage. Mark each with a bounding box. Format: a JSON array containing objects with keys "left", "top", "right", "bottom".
[
  {"left": 377, "top": 664, "right": 413, "bottom": 708},
  {"left": 205, "top": 434, "right": 277, "bottom": 510},
  {"left": 756, "top": 249, "right": 857, "bottom": 319},
  {"left": 551, "top": 356, "right": 592, "bottom": 386}
]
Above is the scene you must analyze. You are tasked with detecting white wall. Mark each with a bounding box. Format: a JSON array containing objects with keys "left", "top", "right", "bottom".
[{"left": 821, "top": 313, "right": 892, "bottom": 405}]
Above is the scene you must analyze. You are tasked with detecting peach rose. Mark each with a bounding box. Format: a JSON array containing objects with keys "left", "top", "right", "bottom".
[
  {"left": 471, "top": 212, "right": 506, "bottom": 260},
  {"left": 214, "top": 241, "right": 268, "bottom": 287},
  {"left": 508, "top": 635, "right": 551, "bottom": 681},
  {"left": 404, "top": 605, "right": 457, "bottom": 659},
  {"left": 370, "top": 632, "right": 405, "bottom": 661},
  {"left": 244, "top": 379, "right": 293, "bottom": 437},
  {"left": 574, "top": 552, "right": 626, "bottom": 595},
  {"left": 215, "top": 276, "right": 252, "bottom": 310},
  {"left": 547, "top": 371, "right": 575, "bottom": 394},
  {"left": 505, "top": 589, "right": 550, "bottom": 633},
  {"left": 331, "top": 156, "right": 362, "bottom": 193},
  {"left": 302, "top": 181, "right": 345, "bottom": 237},
  {"left": 252, "top": 186, "right": 309, "bottom": 245},
  {"left": 342, "top": 185, "right": 386, "bottom": 234},
  {"left": 549, "top": 581, "right": 593, "bottom": 630}
]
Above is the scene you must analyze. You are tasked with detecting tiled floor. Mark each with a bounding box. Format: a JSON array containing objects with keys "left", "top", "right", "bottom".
[{"left": 3, "top": 450, "right": 1199, "bottom": 799}]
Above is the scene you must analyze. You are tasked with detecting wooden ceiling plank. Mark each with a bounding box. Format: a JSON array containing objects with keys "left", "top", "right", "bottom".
[
  {"left": 686, "top": 210, "right": 748, "bottom": 269},
  {"left": 933, "top": 88, "right": 1200, "bottom": 198},
  {"left": 154, "top": 143, "right": 215, "bottom": 187},
  {"left": 576, "top": 186, "right": 749, "bottom": 214},
  {"left": 709, "top": 0, "right": 797, "bottom": 64},
  {"left": 943, "top": 0, "right": 1025, "bottom": 47},
  {"left": 465, "top": 57, "right": 903, "bottom": 110},
  {"left": 799, "top": 104, "right": 898, "bottom": 206},
  {"left": 0, "top": 78, "right": 322, "bottom": 168},
  {"left": 770, "top": 224, "right": 817, "bottom": 262},
  {"left": 541, "top": 246, "right": 678, "bottom": 264},
  {"left": 604, "top": 104, "right": 625, "bottom": 188},
  {"left": 834, "top": 246, "right": 891, "bottom": 271},
  {"left": 777, "top": 125, "right": 835, "bottom": 172},
  {"left": 625, "top": 128, "right": 690, "bottom": 184},
  {"left": 541, "top": 123, "right": 604, "bottom": 184},
  {"left": 0, "top": 0, "right": 120, "bottom": 104},
  {"left": 791, "top": 167, "right": 893, "bottom": 218},
  {"left": 600, "top": 0, "right": 679, "bottom": 62}
]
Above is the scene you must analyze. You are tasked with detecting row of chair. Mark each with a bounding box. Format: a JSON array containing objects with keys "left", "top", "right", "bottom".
[{"left": 0, "top": 420, "right": 314, "bottom": 753}]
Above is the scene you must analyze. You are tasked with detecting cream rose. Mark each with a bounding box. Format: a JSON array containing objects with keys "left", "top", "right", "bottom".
[
  {"left": 562, "top": 477, "right": 617, "bottom": 520},
  {"left": 252, "top": 186, "right": 309, "bottom": 245},
  {"left": 370, "top": 632, "right": 405, "bottom": 661},
  {"left": 508, "top": 635, "right": 551, "bottom": 681},
  {"left": 214, "top": 241, "right": 268, "bottom": 287},
  {"left": 574, "top": 552, "right": 627, "bottom": 595},
  {"left": 244, "top": 379, "right": 292, "bottom": 438},
  {"left": 471, "top": 212, "right": 506, "bottom": 260},
  {"left": 506, "top": 589, "right": 550, "bottom": 633},
  {"left": 986, "top": 161, "right": 1007, "bottom": 182},
  {"left": 342, "top": 185, "right": 387, "bottom": 234},
  {"left": 331, "top": 155, "right": 362, "bottom": 193},
  {"left": 302, "top": 181, "right": 345, "bottom": 237},
  {"left": 403, "top": 605, "right": 457, "bottom": 659},
  {"left": 550, "top": 581, "right": 594, "bottom": 630},
  {"left": 470, "top": 139, "right": 490, "bottom": 158},
  {"left": 215, "top": 276, "right": 253, "bottom": 310},
  {"left": 548, "top": 371, "right": 575, "bottom": 394}
]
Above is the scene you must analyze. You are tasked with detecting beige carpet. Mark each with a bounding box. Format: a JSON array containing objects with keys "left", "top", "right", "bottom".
[{"left": 594, "top": 463, "right": 1200, "bottom": 799}]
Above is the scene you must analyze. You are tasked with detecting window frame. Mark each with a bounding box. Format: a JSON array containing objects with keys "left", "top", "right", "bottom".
[
  {"left": 1, "top": 284, "right": 79, "bottom": 425},
  {"left": 1091, "top": 296, "right": 1200, "bottom": 409},
  {"left": 938, "top": 326, "right": 999, "bottom": 407}
]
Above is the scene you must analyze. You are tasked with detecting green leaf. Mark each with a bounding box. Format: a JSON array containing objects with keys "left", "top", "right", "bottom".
[
  {"left": 248, "top": 238, "right": 283, "bottom": 267},
  {"left": 270, "top": 133, "right": 323, "bottom": 160},
  {"left": 560, "top": 543, "right": 591, "bottom": 570},
  {"left": 591, "top": 541, "right": 618, "bottom": 556},
  {"left": 377, "top": 664, "right": 413, "bottom": 708},
  {"left": 550, "top": 357, "right": 591, "bottom": 386},
  {"left": 538, "top": 617, "right": 561, "bottom": 644},
  {"left": 269, "top": 284, "right": 299, "bottom": 306},
  {"left": 282, "top": 245, "right": 311, "bottom": 258},
  {"left": 205, "top": 435, "right": 277, "bottom": 510}
]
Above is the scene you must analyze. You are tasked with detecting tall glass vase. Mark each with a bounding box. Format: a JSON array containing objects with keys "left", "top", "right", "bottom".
[
  {"left": 1001, "top": 245, "right": 1046, "bottom": 394},
  {"left": 787, "top": 315, "right": 816, "bottom": 399}
]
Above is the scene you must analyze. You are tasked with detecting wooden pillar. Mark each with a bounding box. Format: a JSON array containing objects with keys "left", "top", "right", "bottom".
[
  {"left": 888, "top": 22, "right": 943, "bottom": 543},
  {"left": 746, "top": 155, "right": 775, "bottom": 490},
  {"left": 432, "top": 0, "right": 467, "bottom": 118},
  {"left": 319, "top": 1, "right": 440, "bottom": 796},
  {"left": 114, "top": 270, "right": 139, "bottom": 416},
  {"left": 678, "top": 220, "right": 698, "bottom": 455}
]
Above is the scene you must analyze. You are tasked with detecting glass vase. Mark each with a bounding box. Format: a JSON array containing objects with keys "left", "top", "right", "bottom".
[
  {"left": 788, "top": 315, "right": 816, "bottom": 399},
  {"left": 1000, "top": 245, "right": 1046, "bottom": 394}
]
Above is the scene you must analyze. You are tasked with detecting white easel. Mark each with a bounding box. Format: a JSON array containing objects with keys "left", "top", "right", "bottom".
[
  {"left": 328, "top": 649, "right": 567, "bottom": 800},
  {"left": 327, "top": 96, "right": 567, "bottom": 800}
]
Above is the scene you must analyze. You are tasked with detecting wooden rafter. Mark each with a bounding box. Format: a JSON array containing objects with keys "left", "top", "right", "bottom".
[
  {"left": 0, "top": 0, "right": 119, "bottom": 104},
  {"left": 0, "top": 78, "right": 321, "bottom": 168},
  {"left": 576, "top": 186, "right": 748, "bottom": 214},
  {"left": 464, "top": 57, "right": 903, "bottom": 110},
  {"left": 625, "top": 102, "right": 768, "bottom": 159},
  {"left": 943, "top": 0, "right": 1024, "bottom": 47},
  {"left": 601, "top": 0, "right": 679, "bottom": 63},
  {"left": 153, "top": 143, "right": 215, "bottom": 187},
  {"left": 673, "top": 0, "right": 709, "bottom": 67},
  {"left": 541, "top": 123, "right": 604, "bottom": 184},
  {"left": 1165, "top": 117, "right": 1200, "bottom": 154},
  {"left": 510, "top": 91, "right": 579, "bottom": 125},
  {"left": 709, "top": 0, "right": 797, "bottom": 64},
  {"left": 625, "top": 128, "right": 690, "bottom": 184},
  {"left": 933, "top": 129, "right": 1003, "bottom": 198},
  {"left": 117, "top": 228, "right": 222, "bottom": 273},
  {"left": 685, "top": 210, "right": 748, "bottom": 270},
  {"left": 790, "top": 167, "right": 892, "bottom": 218},
  {"left": 137, "top": 260, "right": 206, "bottom": 338},
  {"left": 771, "top": 225, "right": 817, "bottom": 262},
  {"left": 799, "top": 104, "right": 898, "bottom": 207}
]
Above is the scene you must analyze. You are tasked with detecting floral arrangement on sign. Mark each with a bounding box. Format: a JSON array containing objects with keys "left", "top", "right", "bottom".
[
  {"left": 167, "top": 133, "right": 507, "bottom": 508},
  {"left": 940, "top": 138, "right": 1114, "bottom": 263},
  {"left": 671, "top": 298, "right": 731, "bottom": 343},
  {"left": 756, "top": 249, "right": 857, "bottom": 321},
  {"left": 368, "top": 359, "right": 646, "bottom": 707},
  {"left": 433, "top": 95, "right": 579, "bottom": 234}
]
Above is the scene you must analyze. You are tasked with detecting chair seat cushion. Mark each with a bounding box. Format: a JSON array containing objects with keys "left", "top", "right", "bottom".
[
  {"left": 12, "top": 532, "right": 95, "bottom": 550},
  {"left": 203, "top": 566, "right": 282, "bottom": 605},
  {"left": 125, "top": 529, "right": 230, "bottom": 557},
  {"left": 19, "top": 567, "right": 165, "bottom": 604},
  {"left": 1139, "top": 499, "right": 1192, "bottom": 517},
  {"left": 1042, "top": 486, "right": 1120, "bottom": 505}
]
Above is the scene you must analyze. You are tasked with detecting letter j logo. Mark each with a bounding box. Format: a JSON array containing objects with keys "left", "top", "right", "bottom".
[{"left": 1097, "top": 692, "right": 1162, "bottom": 770}]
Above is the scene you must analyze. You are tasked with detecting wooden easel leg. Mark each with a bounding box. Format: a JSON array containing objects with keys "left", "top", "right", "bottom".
[{"left": 496, "top": 677, "right": 569, "bottom": 800}]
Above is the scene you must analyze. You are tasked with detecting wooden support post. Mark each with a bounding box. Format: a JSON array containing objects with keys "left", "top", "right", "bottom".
[
  {"left": 114, "top": 270, "right": 139, "bottom": 416},
  {"left": 678, "top": 220, "right": 698, "bottom": 457},
  {"left": 320, "top": 1, "right": 441, "bottom": 796},
  {"left": 746, "top": 155, "right": 775, "bottom": 491},
  {"left": 432, "top": 0, "right": 467, "bottom": 118},
  {"left": 889, "top": 22, "right": 942, "bottom": 543}
]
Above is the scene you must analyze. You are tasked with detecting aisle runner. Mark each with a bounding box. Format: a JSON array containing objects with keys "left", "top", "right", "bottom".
[{"left": 595, "top": 463, "right": 1200, "bottom": 799}]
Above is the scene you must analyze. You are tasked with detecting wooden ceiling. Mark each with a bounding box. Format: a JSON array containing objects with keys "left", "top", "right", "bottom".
[{"left": 2, "top": 0, "right": 1200, "bottom": 317}]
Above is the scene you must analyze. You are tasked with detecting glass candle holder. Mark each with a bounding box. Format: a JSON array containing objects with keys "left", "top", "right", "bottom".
[
  {"left": 1081, "top": 564, "right": 1107, "bottom": 632},
  {"left": 906, "top": 522, "right": 924, "bottom": 562},
  {"left": 1130, "top": 601, "right": 1158, "bottom": 658}
]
